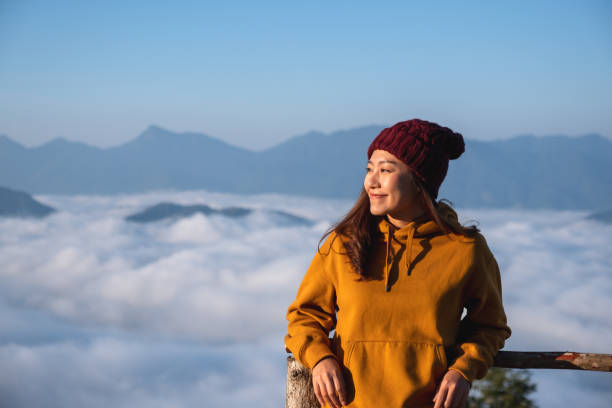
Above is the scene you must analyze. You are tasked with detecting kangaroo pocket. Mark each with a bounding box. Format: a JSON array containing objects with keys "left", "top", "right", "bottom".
[{"left": 342, "top": 340, "right": 448, "bottom": 408}]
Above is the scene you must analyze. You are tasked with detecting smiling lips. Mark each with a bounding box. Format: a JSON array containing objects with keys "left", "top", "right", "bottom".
[{"left": 369, "top": 193, "right": 387, "bottom": 199}]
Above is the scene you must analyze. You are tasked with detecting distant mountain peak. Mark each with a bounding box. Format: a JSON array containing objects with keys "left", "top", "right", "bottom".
[
  {"left": 137, "top": 125, "right": 174, "bottom": 140},
  {"left": 0, "top": 186, "right": 56, "bottom": 218},
  {"left": 137, "top": 125, "right": 216, "bottom": 141},
  {"left": 146, "top": 124, "right": 165, "bottom": 132},
  {"left": 0, "top": 134, "right": 25, "bottom": 149},
  {"left": 299, "top": 130, "right": 327, "bottom": 139},
  {"left": 143, "top": 124, "right": 174, "bottom": 135},
  {"left": 36, "top": 136, "right": 99, "bottom": 151},
  {"left": 263, "top": 124, "right": 386, "bottom": 153}
]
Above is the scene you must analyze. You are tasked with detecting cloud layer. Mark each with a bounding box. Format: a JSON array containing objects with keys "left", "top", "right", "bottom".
[{"left": 1, "top": 191, "right": 610, "bottom": 407}]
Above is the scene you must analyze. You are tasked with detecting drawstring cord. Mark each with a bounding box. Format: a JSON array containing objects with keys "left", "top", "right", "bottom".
[
  {"left": 384, "top": 226, "right": 392, "bottom": 292},
  {"left": 384, "top": 222, "right": 416, "bottom": 292},
  {"left": 405, "top": 227, "right": 414, "bottom": 276}
]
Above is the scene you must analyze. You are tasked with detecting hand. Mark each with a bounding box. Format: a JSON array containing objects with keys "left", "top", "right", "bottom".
[
  {"left": 312, "top": 356, "right": 348, "bottom": 408},
  {"left": 433, "top": 369, "right": 471, "bottom": 408}
]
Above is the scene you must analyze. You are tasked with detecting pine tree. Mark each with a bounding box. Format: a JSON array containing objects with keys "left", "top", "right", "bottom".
[{"left": 467, "top": 367, "right": 537, "bottom": 408}]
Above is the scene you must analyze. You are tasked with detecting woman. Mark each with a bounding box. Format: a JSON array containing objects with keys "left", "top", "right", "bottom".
[{"left": 284, "top": 119, "right": 511, "bottom": 408}]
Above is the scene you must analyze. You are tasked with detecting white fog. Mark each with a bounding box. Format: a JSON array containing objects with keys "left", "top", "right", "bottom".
[{"left": 0, "top": 190, "right": 610, "bottom": 407}]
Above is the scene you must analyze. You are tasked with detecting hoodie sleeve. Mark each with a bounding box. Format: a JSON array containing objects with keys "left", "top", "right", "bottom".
[
  {"left": 284, "top": 235, "right": 338, "bottom": 370},
  {"left": 447, "top": 234, "right": 512, "bottom": 384}
]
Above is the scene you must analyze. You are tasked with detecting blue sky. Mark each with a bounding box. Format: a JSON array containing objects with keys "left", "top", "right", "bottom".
[{"left": 1, "top": 0, "right": 611, "bottom": 150}]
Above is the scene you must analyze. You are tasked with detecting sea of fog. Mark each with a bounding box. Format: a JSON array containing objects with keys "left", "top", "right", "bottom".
[{"left": 1, "top": 190, "right": 611, "bottom": 408}]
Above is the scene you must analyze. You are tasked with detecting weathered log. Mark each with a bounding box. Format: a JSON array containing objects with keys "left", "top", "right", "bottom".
[
  {"left": 493, "top": 350, "right": 612, "bottom": 371},
  {"left": 286, "top": 356, "right": 320, "bottom": 408},
  {"left": 286, "top": 351, "right": 612, "bottom": 407}
]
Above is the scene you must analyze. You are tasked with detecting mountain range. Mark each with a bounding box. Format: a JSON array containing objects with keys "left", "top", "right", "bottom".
[
  {"left": 125, "top": 202, "right": 313, "bottom": 226},
  {"left": 1, "top": 125, "right": 611, "bottom": 210}
]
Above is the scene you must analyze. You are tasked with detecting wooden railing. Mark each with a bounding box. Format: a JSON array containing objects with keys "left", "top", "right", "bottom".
[{"left": 285, "top": 351, "right": 612, "bottom": 408}]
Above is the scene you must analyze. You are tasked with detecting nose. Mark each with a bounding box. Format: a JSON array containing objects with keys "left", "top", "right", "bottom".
[{"left": 364, "top": 169, "right": 380, "bottom": 189}]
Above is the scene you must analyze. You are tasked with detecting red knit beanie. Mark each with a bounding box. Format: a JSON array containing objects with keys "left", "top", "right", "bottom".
[{"left": 367, "top": 119, "right": 465, "bottom": 200}]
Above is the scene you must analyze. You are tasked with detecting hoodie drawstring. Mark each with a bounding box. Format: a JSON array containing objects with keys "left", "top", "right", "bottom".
[
  {"left": 405, "top": 227, "right": 415, "bottom": 276},
  {"left": 384, "top": 223, "right": 416, "bottom": 292},
  {"left": 384, "top": 227, "right": 392, "bottom": 292}
]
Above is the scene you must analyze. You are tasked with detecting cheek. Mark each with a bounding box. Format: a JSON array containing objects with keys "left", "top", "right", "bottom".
[
  {"left": 390, "top": 176, "right": 416, "bottom": 205},
  {"left": 384, "top": 175, "right": 402, "bottom": 193}
]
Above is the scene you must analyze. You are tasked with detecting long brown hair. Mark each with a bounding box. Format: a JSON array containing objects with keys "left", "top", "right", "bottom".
[{"left": 319, "top": 177, "right": 479, "bottom": 278}]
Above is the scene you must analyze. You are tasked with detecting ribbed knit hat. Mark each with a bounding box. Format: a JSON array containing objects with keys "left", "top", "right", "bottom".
[{"left": 367, "top": 119, "right": 465, "bottom": 200}]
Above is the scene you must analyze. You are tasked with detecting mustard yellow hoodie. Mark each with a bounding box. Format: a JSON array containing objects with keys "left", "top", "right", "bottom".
[{"left": 284, "top": 203, "right": 511, "bottom": 407}]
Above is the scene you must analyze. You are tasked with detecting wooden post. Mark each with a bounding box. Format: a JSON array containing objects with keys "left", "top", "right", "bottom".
[
  {"left": 286, "top": 351, "right": 612, "bottom": 408},
  {"left": 286, "top": 356, "right": 320, "bottom": 408}
]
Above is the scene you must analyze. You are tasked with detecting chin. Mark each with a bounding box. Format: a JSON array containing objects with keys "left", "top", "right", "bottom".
[{"left": 369, "top": 206, "right": 386, "bottom": 216}]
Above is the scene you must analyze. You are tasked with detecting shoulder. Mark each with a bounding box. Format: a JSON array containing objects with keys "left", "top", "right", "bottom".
[
  {"left": 461, "top": 232, "right": 501, "bottom": 285},
  {"left": 315, "top": 230, "right": 354, "bottom": 276},
  {"left": 436, "top": 230, "right": 496, "bottom": 268},
  {"left": 317, "top": 230, "right": 348, "bottom": 258},
  {"left": 454, "top": 230, "right": 490, "bottom": 248},
  {"left": 467, "top": 232, "right": 495, "bottom": 260},
  {"left": 310, "top": 230, "right": 351, "bottom": 284},
  {"left": 460, "top": 231, "right": 495, "bottom": 261},
  {"left": 444, "top": 228, "right": 490, "bottom": 249}
]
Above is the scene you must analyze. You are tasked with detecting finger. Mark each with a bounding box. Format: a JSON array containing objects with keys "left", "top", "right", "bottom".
[
  {"left": 332, "top": 371, "right": 348, "bottom": 406},
  {"left": 445, "top": 384, "right": 458, "bottom": 408},
  {"left": 313, "top": 381, "right": 325, "bottom": 407},
  {"left": 321, "top": 389, "right": 335, "bottom": 408},
  {"left": 324, "top": 376, "right": 342, "bottom": 408},
  {"left": 317, "top": 377, "right": 334, "bottom": 408},
  {"left": 453, "top": 383, "right": 470, "bottom": 408},
  {"left": 456, "top": 387, "right": 469, "bottom": 408},
  {"left": 433, "top": 384, "right": 448, "bottom": 408}
]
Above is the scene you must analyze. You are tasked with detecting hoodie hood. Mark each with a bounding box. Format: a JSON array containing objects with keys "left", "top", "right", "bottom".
[
  {"left": 377, "top": 201, "right": 459, "bottom": 238},
  {"left": 377, "top": 201, "right": 459, "bottom": 291}
]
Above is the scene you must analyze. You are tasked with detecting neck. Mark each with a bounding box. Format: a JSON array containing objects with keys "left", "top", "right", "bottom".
[{"left": 386, "top": 206, "right": 429, "bottom": 229}]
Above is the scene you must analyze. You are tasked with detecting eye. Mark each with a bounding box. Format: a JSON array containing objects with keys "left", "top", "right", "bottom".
[
  {"left": 365, "top": 167, "right": 373, "bottom": 173},
  {"left": 380, "top": 168, "right": 391, "bottom": 173}
]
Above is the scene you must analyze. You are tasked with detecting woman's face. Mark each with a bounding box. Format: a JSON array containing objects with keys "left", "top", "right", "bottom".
[{"left": 364, "top": 149, "right": 424, "bottom": 224}]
